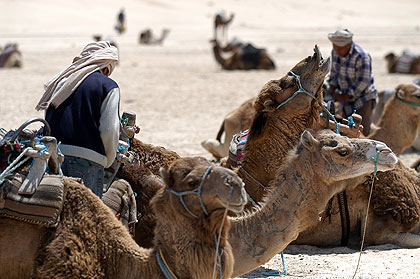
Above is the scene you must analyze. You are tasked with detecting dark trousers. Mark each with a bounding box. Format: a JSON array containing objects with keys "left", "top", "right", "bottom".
[{"left": 356, "top": 99, "right": 376, "bottom": 136}]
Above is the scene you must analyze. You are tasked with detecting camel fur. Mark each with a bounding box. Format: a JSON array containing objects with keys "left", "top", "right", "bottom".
[
  {"left": 201, "top": 97, "right": 256, "bottom": 160},
  {"left": 210, "top": 39, "right": 275, "bottom": 70},
  {"left": 0, "top": 157, "right": 247, "bottom": 279}
]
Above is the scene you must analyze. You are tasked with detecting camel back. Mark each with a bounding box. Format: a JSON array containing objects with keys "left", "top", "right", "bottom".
[
  {"left": 238, "top": 44, "right": 264, "bottom": 68},
  {"left": 0, "top": 172, "right": 65, "bottom": 227}
]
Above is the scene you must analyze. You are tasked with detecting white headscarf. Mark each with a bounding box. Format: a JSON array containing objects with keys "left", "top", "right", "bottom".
[{"left": 35, "top": 41, "right": 119, "bottom": 111}]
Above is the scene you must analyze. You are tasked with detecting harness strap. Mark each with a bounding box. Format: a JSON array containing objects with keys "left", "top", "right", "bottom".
[
  {"left": 156, "top": 248, "right": 179, "bottom": 279},
  {"left": 395, "top": 94, "right": 420, "bottom": 107},
  {"left": 166, "top": 166, "right": 212, "bottom": 218}
]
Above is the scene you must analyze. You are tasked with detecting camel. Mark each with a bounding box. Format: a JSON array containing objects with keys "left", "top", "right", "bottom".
[
  {"left": 210, "top": 39, "right": 276, "bottom": 70},
  {"left": 368, "top": 83, "right": 420, "bottom": 155},
  {"left": 119, "top": 45, "right": 330, "bottom": 249},
  {"left": 385, "top": 51, "right": 420, "bottom": 74},
  {"left": 0, "top": 157, "right": 247, "bottom": 279},
  {"left": 293, "top": 84, "right": 420, "bottom": 247},
  {"left": 139, "top": 29, "right": 170, "bottom": 45},
  {"left": 214, "top": 12, "right": 235, "bottom": 42},
  {"left": 201, "top": 97, "right": 255, "bottom": 160},
  {"left": 0, "top": 43, "right": 22, "bottom": 68}
]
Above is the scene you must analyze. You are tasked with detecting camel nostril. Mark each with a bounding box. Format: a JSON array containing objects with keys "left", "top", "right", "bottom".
[{"left": 379, "top": 148, "right": 392, "bottom": 154}]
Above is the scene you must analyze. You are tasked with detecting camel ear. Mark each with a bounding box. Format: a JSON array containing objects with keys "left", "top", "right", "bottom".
[
  {"left": 159, "top": 166, "right": 174, "bottom": 187},
  {"left": 300, "top": 130, "right": 318, "bottom": 152},
  {"left": 396, "top": 86, "right": 406, "bottom": 99}
]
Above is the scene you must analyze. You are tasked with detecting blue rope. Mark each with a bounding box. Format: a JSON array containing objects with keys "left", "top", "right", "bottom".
[
  {"left": 156, "top": 250, "right": 178, "bottom": 279},
  {"left": 371, "top": 151, "right": 380, "bottom": 176},
  {"left": 261, "top": 251, "right": 287, "bottom": 277},
  {"left": 277, "top": 71, "right": 340, "bottom": 134},
  {"left": 347, "top": 110, "right": 356, "bottom": 128},
  {"left": 246, "top": 191, "right": 258, "bottom": 207},
  {"left": 166, "top": 166, "right": 212, "bottom": 218}
]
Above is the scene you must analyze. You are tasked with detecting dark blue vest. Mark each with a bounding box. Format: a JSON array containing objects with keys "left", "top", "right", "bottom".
[{"left": 45, "top": 71, "right": 118, "bottom": 156}]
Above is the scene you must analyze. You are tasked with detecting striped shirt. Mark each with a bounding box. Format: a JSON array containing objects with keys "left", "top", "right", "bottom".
[{"left": 328, "top": 42, "right": 377, "bottom": 116}]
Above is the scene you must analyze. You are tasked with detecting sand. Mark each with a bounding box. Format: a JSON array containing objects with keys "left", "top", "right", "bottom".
[{"left": 1, "top": 0, "right": 419, "bottom": 278}]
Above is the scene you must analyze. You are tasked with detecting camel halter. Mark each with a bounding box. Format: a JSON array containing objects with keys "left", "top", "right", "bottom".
[
  {"left": 166, "top": 165, "right": 212, "bottom": 219},
  {"left": 395, "top": 94, "right": 420, "bottom": 107},
  {"left": 277, "top": 70, "right": 340, "bottom": 134}
]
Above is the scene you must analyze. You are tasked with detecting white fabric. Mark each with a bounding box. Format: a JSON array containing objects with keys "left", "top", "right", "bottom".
[
  {"left": 35, "top": 41, "right": 118, "bottom": 111},
  {"left": 328, "top": 29, "right": 353, "bottom": 47},
  {"left": 99, "top": 87, "right": 120, "bottom": 168}
]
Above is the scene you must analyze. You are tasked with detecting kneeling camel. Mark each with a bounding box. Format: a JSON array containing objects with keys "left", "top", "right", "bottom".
[{"left": 0, "top": 157, "right": 247, "bottom": 279}]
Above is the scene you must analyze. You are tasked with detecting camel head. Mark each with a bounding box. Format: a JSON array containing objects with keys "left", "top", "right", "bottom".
[
  {"left": 159, "top": 157, "right": 247, "bottom": 218},
  {"left": 249, "top": 45, "right": 329, "bottom": 140},
  {"left": 394, "top": 84, "right": 420, "bottom": 121},
  {"left": 254, "top": 45, "right": 329, "bottom": 114},
  {"left": 293, "top": 129, "right": 398, "bottom": 183}
]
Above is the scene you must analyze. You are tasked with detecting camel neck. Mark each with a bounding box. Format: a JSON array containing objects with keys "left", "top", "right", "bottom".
[
  {"left": 240, "top": 113, "right": 314, "bottom": 201},
  {"left": 229, "top": 162, "right": 322, "bottom": 277}
]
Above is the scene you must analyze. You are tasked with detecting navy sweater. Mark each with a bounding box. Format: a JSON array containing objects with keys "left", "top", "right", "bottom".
[{"left": 46, "top": 71, "right": 118, "bottom": 160}]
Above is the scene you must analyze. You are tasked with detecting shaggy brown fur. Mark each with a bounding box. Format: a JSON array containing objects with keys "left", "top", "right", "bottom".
[
  {"left": 365, "top": 160, "right": 420, "bottom": 229},
  {"left": 116, "top": 137, "right": 180, "bottom": 248},
  {"left": 0, "top": 157, "right": 246, "bottom": 279},
  {"left": 210, "top": 39, "right": 275, "bottom": 70}
]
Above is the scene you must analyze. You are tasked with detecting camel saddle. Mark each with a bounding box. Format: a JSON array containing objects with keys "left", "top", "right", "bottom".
[
  {"left": 0, "top": 172, "right": 65, "bottom": 227},
  {"left": 227, "top": 129, "right": 249, "bottom": 168},
  {"left": 239, "top": 43, "right": 264, "bottom": 68}
]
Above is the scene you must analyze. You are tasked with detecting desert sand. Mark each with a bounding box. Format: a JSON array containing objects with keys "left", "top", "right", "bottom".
[{"left": 1, "top": 0, "right": 419, "bottom": 278}]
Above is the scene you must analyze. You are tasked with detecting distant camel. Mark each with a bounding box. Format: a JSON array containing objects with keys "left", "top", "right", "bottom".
[
  {"left": 214, "top": 12, "right": 235, "bottom": 42},
  {"left": 210, "top": 39, "right": 275, "bottom": 70},
  {"left": 139, "top": 29, "right": 170, "bottom": 45},
  {"left": 385, "top": 51, "right": 420, "bottom": 74},
  {"left": 0, "top": 43, "right": 22, "bottom": 68}
]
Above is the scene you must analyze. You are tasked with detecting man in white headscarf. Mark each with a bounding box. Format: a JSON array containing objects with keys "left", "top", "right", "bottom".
[{"left": 36, "top": 41, "right": 120, "bottom": 198}]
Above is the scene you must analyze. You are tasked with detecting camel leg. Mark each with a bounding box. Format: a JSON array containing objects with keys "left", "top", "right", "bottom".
[{"left": 374, "top": 232, "right": 420, "bottom": 248}]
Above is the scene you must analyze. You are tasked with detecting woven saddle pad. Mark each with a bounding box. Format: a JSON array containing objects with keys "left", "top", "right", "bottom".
[{"left": 0, "top": 172, "right": 64, "bottom": 227}]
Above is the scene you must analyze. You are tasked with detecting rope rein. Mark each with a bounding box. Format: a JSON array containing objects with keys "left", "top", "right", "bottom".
[
  {"left": 278, "top": 71, "right": 340, "bottom": 134},
  {"left": 156, "top": 248, "right": 178, "bottom": 279},
  {"left": 351, "top": 151, "right": 380, "bottom": 279}
]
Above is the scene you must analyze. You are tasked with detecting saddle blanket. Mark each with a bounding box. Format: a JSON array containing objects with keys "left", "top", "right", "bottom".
[{"left": 0, "top": 172, "right": 64, "bottom": 227}]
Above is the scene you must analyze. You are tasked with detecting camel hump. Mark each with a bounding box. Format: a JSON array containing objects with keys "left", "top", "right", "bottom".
[{"left": 239, "top": 44, "right": 265, "bottom": 68}]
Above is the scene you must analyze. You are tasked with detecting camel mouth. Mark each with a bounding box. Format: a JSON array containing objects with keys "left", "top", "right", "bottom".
[
  {"left": 226, "top": 203, "right": 246, "bottom": 213},
  {"left": 312, "top": 45, "right": 330, "bottom": 72},
  {"left": 377, "top": 148, "right": 398, "bottom": 169}
]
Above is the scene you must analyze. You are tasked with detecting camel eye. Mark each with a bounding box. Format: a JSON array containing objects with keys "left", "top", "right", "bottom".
[
  {"left": 188, "top": 181, "right": 196, "bottom": 187},
  {"left": 337, "top": 149, "right": 349, "bottom": 157}
]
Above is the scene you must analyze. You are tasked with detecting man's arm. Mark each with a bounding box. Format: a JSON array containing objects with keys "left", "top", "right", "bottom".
[{"left": 99, "top": 87, "right": 120, "bottom": 168}]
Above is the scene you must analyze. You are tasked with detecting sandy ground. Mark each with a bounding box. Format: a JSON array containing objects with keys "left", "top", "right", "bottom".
[{"left": 1, "top": 0, "right": 420, "bottom": 278}]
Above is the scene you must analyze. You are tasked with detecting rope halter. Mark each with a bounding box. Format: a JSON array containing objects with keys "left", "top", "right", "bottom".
[
  {"left": 277, "top": 70, "right": 340, "bottom": 134},
  {"left": 395, "top": 94, "right": 420, "bottom": 107},
  {"left": 166, "top": 165, "right": 212, "bottom": 219}
]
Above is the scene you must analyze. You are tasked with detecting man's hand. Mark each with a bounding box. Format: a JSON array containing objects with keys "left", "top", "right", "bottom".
[{"left": 333, "top": 93, "right": 351, "bottom": 102}]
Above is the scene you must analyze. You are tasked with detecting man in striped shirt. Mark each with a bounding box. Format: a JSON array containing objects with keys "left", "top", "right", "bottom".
[{"left": 327, "top": 29, "right": 377, "bottom": 136}]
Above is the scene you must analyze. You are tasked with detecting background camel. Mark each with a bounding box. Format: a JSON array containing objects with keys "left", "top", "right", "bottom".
[
  {"left": 385, "top": 50, "right": 420, "bottom": 74},
  {"left": 139, "top": 29, "right": 170, "bottom": 45},
  {"left": 0, "top": 43, "right": 22, "bottom": 68},
  {"left": 214, "top": 12, "right": 234, "bottom": 42},
  {"left": 210, "top": 39, "right": 275, "bottom": 70},
  {"left": 201, "top": 96, "right": 255, "bottom": 160},
  {"left": 0, "top": 157, "right": 247, "bottom": 279}
]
